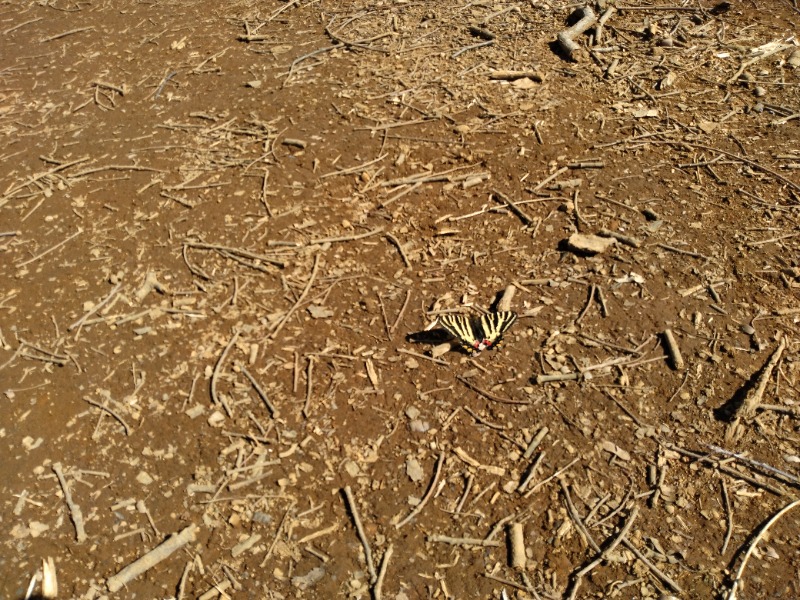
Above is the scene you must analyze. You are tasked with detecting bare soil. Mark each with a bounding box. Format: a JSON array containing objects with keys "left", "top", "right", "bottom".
[{"left": 2, "top": 1, "right": 800, "bottom": 599}]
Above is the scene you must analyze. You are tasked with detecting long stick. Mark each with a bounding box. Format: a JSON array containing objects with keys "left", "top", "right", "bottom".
[
  {"left": 16, "top": 228, "right": 84, "bottom": 268},
  {"left": 52, "top": 463, "right": 87, "bottom": 543},
  {"left": 343, "top": 486, "right": 377, "bottom": 583},
  {"left": 107, "top": 524, "right": 199, "bottom": 592},
  {"left": 395, "top": 453, "right": 445, "bottom": 529},
  {"left": 239, "top": 365, "right": 277, "bottom": 416},
  {"left": 210, "top": 329, "right": 240, "bottom": 417},
  {"left": 726, "top": 498, "right": 800, "bottom": 600},
  {"left": 373, "top": 544, "right": 394, "bottom": 600},
  {"left": 67, "top": 281, "right": 123, "bottom": 332}
]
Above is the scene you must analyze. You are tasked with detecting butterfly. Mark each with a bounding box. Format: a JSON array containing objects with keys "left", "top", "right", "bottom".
[{"left": 438, "top": 311, "right": 518, "bottom": 354}]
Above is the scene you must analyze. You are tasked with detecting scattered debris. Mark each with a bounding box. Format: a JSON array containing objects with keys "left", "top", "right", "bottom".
[{"left": 1, "top": 2, "right": 798, "bottom": 598}]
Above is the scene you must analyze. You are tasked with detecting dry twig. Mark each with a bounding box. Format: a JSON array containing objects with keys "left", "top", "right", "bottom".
[
  {"left": 726, "top": 498, "right": 800, "bottom": 600},
  {"left": 374, "top": 544, "right": 394, "bottom": 600},
  {"left": 239, "top": 365, "right": 277, "bottom": 416},
  {"left": 726, "top": 336, "right": 787, "bottom": 441},
  {"left": 342, "top": 486, "right": 377, "bottom": 583},
  {"left": 210, "top": 329, "right": 240, "bottom": 418},
  {"left": 269, "top": 254, "right": 321, "bottom": 339},
  {"left": 107, "top": 524, "right": 199, "bottom": 592},
  {"left": 556, "top": 7, "right": 597, "bottom": 60},
  {"left": 565, "top": 506, "right": 639, "bottom": 600},
  {"left": 396, "top": 453, "right": 445, "bottom": 529},
  {"left": 52, "top": 463, "right": 87, "bottom": 543},
  {"left": 491, "top": 189, "right": 534, "bottom": 226}
]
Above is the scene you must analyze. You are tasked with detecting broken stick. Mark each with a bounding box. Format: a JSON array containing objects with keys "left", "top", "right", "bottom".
[
  {"left": 726, "top": 336, "right": 787, "bottom": 441},
  {"left": 491, "top": 190, "right": 534, "bottom": 226},
  {"left": 497, "top": 284, "right": 516, "bottom": 312},
  {"left": 508, "top": 523, "right": 525, "bottom": 569},
  {"left": 52, "top": 463, "right": 87, "bottom": 543},
  {"left": 343, "top": 486, "right": 377, "bottom": 583},
  {"left": 395, "top": 453, "right": 445, "bottom": 529},
  {"left": 556, "top": 6, "right": 597, "bottom": 61},
  {"left": 662, "top": 328, "right": 684, "bottom": 370},
  {"left": 107, "top": 524, "right": 199, "bottom": 592}
]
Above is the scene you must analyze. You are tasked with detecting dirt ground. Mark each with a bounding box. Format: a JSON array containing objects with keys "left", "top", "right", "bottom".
[{"left": 2, "top": 1, "right": 800, "bottom": 598}]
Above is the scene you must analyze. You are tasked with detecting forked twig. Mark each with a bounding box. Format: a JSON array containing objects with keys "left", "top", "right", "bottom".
[
  {"left": 269, "top": 254, "right": 321, "bottom": 340},
  {"left": 85, "top": 397, "right": 131, "bottom": 436},
  {"left": 565, "top": 506, "right": 639, "bottom": 600}
]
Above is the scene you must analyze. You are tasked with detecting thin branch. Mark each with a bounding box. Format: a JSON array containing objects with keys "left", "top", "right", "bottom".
[
  {"left": 269, "top": 253, "right": 321, "bottom": 339},
  {"left": 726, "top": 498, "right": 800, "bottom": 600},
  {"left": 395, "top": 453, "right": 445, "bottom": 529},
  {"left": 210, "top": 329, "right": 240, "bottom": 418},
  {"left": 343, "top": 486, "right": 377, "bottom": 583}
]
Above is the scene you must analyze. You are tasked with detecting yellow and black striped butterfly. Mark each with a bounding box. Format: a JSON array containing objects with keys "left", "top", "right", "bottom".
[{"left": 438, "top": 311, "right": 518, "bottom": 354}]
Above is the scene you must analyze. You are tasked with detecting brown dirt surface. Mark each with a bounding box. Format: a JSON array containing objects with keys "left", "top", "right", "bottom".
[{"left": 2, "top": 1, "right": 800, "bottom": 599}]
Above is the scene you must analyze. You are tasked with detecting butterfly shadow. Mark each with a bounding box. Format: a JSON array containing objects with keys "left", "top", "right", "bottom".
[{"left": 405, "top": 328, "right": 471, "bottom": 355}]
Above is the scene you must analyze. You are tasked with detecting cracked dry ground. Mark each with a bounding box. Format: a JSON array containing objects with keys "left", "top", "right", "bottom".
[{"left": 2, "top": 1, "right": 800, "bottom": 599}]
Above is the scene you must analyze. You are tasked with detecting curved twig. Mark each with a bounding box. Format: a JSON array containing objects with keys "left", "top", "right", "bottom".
[
  {"left": 726, "top": 498, "right": 800, "bottom": 600},
  {"left": 395, "top": 453, "right": 445, "bottom": 529}
]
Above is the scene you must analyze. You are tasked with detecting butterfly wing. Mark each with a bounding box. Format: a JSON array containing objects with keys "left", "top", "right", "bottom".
[
  {"left": 477, "top": 311, "right": 517, "bottom": 350},
  {"left": 438, "top": 314, "right": 481, "bottom": 353},
  {"left": 439, "top": 311, "right": 517, "bottom": 353}
]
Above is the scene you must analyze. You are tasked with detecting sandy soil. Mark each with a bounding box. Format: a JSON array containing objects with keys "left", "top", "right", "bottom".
[{"left": 1, "top": 1, "right": 800, "bottom": 599}]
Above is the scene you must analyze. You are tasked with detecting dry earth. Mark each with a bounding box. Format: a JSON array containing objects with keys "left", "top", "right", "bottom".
[{"left": 2, "top": 1, "right": 800, "bottom": 599}]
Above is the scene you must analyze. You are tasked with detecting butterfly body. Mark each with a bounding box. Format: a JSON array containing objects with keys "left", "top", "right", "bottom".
[{"left": 438, "top": 311, "right": 518, "bottom": 354}]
